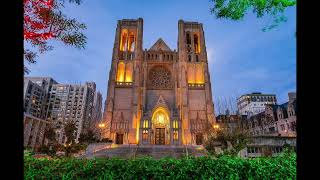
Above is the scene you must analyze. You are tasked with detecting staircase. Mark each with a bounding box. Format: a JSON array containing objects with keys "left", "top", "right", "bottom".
[{"left": 85, "top": 144, "right": 208, "bottom": 159}]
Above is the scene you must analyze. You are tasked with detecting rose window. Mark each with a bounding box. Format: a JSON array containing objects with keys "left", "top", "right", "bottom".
[{"left": 148, "top": 66, "right": 172, "bottom": 89}]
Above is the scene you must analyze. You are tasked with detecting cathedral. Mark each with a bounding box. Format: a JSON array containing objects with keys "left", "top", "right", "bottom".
[{"left": 102, "top": 18, "right": 216, "bottom": 146}]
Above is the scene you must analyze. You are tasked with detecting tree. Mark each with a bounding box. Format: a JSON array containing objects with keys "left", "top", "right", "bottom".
[
  {"left": 64, "top": 121, "right": 76, "bottom": 144},
  {"left": 215, "top": 96, "right": 238, "bottom": 115},
  {"left": 24, "top": 0, "right": 87, "bottom": 74},
  {"left": 209, "top": 0, "right": 296, "bottom": 31},
  {"left": 44, "top": 126, "right": 57, "bottom": 145},
  {"left": 205, "top": 124, "right": 250, "bottom": 156},
  {"left": 79, "top": 129, "right": 98, "bottom": 143}
]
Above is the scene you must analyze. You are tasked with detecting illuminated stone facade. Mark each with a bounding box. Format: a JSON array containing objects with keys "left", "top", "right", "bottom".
[{"left": 102, "top": 18, "right": 216, "bottom": 145}]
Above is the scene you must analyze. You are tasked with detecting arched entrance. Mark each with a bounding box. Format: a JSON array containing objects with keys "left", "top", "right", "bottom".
[{"left": 151, "top": 107, "right": 170, "bottom": 145}]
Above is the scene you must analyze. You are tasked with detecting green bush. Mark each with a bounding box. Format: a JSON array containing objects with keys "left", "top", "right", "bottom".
[{"left": 24, "top": 151, "right": 296, "bottom": 179}]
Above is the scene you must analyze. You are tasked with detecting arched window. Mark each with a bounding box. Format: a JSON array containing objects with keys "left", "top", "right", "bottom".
[
  {"left": 188, "top": 55, "right": 191, "bottom": 62},
  {"left": 194, "top": 33, "right": 200, "bottom": 53},
  {"left": 143, "top": 120, "right": 148, "bottom": 128},
  {"left": 120, "top": 29, "right": 128, "bottom": 51},
  {"left": 195, "top": 55, "right": 199, "bottom": 62},
  {"left": 116, "top": 62, "right": 125, "bottom": 82},
  {"left": 173, "top": 130, "right": 178, "bottom": 140},
  {"left": 186, "top": 32, "right": 191, "bottom": 44},
  {"left": 125, "top": 63, "right": 133, "bottom": 82},
  {"left": 187, "top": 65, "right": 195, "bottom": 84},
  {"left": 128, "top": 32, "right": 135, "bottom": 52},
  {"left": 173, "top": 120, "right": 178, "bottom": 129}
]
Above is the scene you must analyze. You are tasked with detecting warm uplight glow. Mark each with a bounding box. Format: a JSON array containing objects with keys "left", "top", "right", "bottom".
[
  {"left": 194, "top": 33, "right": 201, "bottom": 54},
  {"left": 143, "top": 120, "right": 149, "bottom": 128},
  {"left": 195, "top": 63, "right": 204, "bottom": 84},
  {"left": 128, "top": 32, "right": 135, "bottom": 52},
  {"left": 188, "top": 63, "right": 204, "bottom": 85},
  {"left": 187, "top": 65, "right": 195, "bottom": 84},
  {"left": 125, "top": 63, "right": 133, "bottom": 82},
  {"left": 120, "top": 29, "right": 128, "bottom": 51},
  {"left": 116, "top": 62, "right": 125, "bottom": 82},
  {"left": 152, "top": 107, "right": 170, "bottom": 127},
  {"left": 98, "top": 123, "right": 106, "bottom": 128},
  {"left": 213, "top": 124, "right": 220, "bottom": 129}
]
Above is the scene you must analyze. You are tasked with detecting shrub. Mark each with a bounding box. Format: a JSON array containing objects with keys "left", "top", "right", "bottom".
[{"left": 24, "top": 151, "right": 296, "bottom": 179}]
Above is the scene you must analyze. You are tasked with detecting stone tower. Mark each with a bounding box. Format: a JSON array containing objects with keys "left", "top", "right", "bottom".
[{"left": 102, "top": 18, "right": 216, "bottom": 145}]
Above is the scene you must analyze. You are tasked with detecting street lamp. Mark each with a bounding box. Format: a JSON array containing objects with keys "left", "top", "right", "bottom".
[
  {"left": 213, "top": 124, "right": 220, "bottom": 129},
  {"left": 98, "top": 123, "right": 106, "bottom": 141},
  {"left": 98, "top": 123, "right": 105, "bottom": 128}
]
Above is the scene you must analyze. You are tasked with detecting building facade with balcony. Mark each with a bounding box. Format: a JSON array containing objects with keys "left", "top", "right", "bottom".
[{"left": 237, "top": 92, "right": 277, "bottom": 117}]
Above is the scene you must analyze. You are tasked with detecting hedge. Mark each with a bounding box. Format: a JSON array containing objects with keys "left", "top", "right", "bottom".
[{"left": 24, "top": 151, "right": 296, "bottom": 180}]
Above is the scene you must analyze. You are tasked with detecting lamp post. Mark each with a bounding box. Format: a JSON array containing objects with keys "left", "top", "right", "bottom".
[{"left": 213, "top": 124, "right": 220, "bottom": 130}]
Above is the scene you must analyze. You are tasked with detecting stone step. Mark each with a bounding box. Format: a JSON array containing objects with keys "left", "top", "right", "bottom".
[{"left": 85, "top": 144, "right": 207, "bottom": 159}]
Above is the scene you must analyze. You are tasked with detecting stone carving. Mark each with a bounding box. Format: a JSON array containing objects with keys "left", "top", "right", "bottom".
[{"left": 148, "top": 66, "right": 172, "bottom": 89}]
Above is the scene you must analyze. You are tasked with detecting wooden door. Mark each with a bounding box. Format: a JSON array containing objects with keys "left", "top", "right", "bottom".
[{"left": 155, "top": 128, "right": 165, "bottom": 145}]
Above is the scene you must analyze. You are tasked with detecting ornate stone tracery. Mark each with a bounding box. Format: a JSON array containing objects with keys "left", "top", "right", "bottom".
[{"left": 148, "top": 66, "right": 172, "bottom": 89}]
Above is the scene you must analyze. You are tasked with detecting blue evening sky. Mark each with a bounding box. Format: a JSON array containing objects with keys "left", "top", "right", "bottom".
[{"left": 27, "top": 0, "right": 296, "bottom": 111}]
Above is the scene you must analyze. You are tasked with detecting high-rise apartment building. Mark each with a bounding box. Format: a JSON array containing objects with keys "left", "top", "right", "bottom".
[{"left": 48, "top": 82, "right": 96, "bottom": 143}]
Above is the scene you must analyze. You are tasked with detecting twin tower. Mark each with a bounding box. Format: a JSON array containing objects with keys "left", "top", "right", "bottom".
[{"left": 102, "top": 18, "right": 216, "bottom": 146}]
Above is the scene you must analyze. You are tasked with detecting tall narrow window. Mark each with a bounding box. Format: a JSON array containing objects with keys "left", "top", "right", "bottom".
[
  {"left": 173, "top": 120, "right": 178, "bottom": 129},
  {"left": 125, "top": 63, "right": 133, "bottom": 82},
  {"left": 187, "top": 65, "right": 195, "bottom": 84},
  {"left": 173, "top": 130, "right": 178, "bottom": 140},
  {"left": 143, "top": 120, "right": 148, "bottom": 128},
  {"left": 128, "top": 32, "right": 135, "bottom": 52},
  {"left": 116, "top": 62, "right": 125, "bottom": 82},
  {"left": 186, "top": 32, "right": 191, "bottom": 44},
  {"left": 195, "top": 63, "right": 204, "bottom": 84},
  {"left": 194, "top": 33, "right": 200, "bottom": 53},
  {"left": 120, "top": 29, "right": 128, "bottom": 51},
  {"left": 188, "top": 55, "right": 191, "bottom": 62}
]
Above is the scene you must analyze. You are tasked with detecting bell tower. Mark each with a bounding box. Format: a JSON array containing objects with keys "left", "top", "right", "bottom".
[
  {"left": 103, "top": 18, "right": 144, "bottom": 144},
  {"left": 177, "top": 20, "right": 216, "bottom": 145}
]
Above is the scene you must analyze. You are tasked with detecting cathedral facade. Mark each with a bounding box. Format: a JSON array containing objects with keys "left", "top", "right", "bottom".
[{"left": 102, "top": 18, "right": 216, "bottom": 145}]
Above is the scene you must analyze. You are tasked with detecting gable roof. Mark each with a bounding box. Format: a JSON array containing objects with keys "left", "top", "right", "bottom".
[{"left": 149, "top": 38, "right": 172, "bottom": 51}]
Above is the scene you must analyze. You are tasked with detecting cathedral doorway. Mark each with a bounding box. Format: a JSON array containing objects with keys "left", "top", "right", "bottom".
[
  {"left": 115, "top": 133, "right": 123, "bottom": 144},
  {"left": 155, "top": 128, "right": 165, "bottom": 145},
  {"left": 152, "top": 107, "right": 170, "bottom": 145}
]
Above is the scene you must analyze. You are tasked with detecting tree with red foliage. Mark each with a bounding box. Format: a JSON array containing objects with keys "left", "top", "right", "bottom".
[{"left": 24, "top": 0, "right": 87, "bottom": 73}]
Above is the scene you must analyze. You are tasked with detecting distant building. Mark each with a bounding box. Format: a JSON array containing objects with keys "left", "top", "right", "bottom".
[
  {"left": 24, "top": 114, "right": 51, "bottom": 150},
  {"left": 24, "top": 77, "right": 57, "bottom": 150},
  {"left": 24, "top": 77, "right": 58, "bottom": 120},
  {"left": 216, "top": 114, "right": 247, "bottom": 133},
  {"left": 237, "top": 92, "right": 277, "bottom": 116},
  {"left": 24, "top": 79, "right": 46, "bottom": 118},
  {"left": 48, "top": 82, "right": 96, "bottom": 143},
  {"left": 239, "top": 136, "right": 296, "bottom": 158},
  {"left": 90, "top": 91, "right": 103, "bottom": 138},
  {"left": 240, "top": 92, "right": 296, "bottom": 137}
]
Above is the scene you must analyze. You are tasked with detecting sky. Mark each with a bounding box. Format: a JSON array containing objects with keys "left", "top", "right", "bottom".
[{"left": 27, "top": 0, "right": 296, "bottom": 113}]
